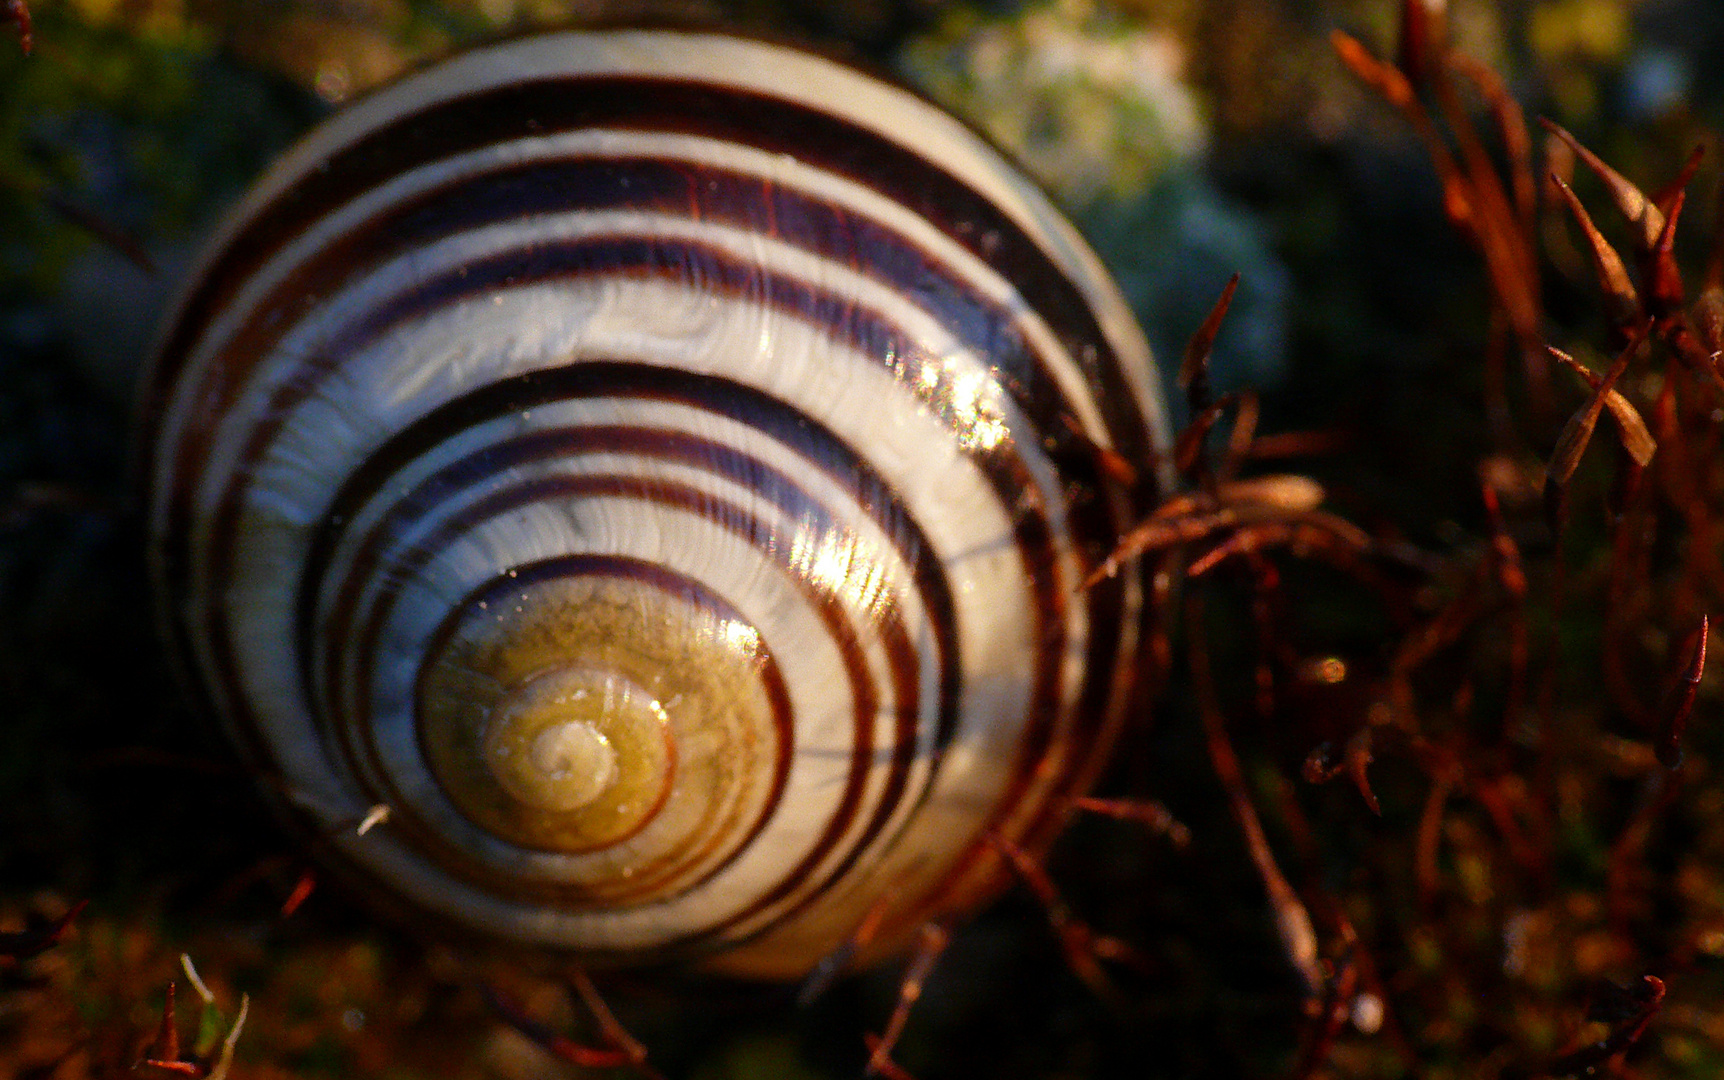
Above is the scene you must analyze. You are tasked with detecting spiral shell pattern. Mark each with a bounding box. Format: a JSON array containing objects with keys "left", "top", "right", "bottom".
[{"left": 143, "top": 30, "right": 1171, "bottom": 977}]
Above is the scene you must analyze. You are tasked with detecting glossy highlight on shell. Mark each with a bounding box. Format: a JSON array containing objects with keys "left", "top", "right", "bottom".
[{"left": 142, "top": 29, "right": 1172, "bottom": 978}]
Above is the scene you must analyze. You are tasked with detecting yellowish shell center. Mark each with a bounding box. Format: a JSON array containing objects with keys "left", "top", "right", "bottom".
[
  {"left": 483, "top": 666, "right": 670, "bottom": 820},
  {"left": 417, "top": 566, "right": 780, "bottom": 869}
]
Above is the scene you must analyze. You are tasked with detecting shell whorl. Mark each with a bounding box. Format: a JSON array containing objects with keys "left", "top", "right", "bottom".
[{"left": 143, "top": 30, "right": 1172, "bottom": 977}]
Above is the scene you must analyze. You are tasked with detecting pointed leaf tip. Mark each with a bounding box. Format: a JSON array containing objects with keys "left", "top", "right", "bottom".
[
  {"left": 1549, "top": 173, "right": 1641, "bottom": 328},
  {"left": 1539, "top": 118, "right": 1666, "bottom": 251},
  {"left": 1544, "top": 345, "right": 1657, "bottom": 467},
  {"left": 1179, "top": 273, "right": 1240, "bottom": 392}
]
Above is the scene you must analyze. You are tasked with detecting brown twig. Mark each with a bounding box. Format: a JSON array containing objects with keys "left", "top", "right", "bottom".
[
  {"left": 1287, "top": 952, "right": 1359, "bottom": 1080},
  {"left": 800, "top": 886, "right": 898, "bottom": 1006},
  {"left": 1189, "top": 592, "right": 1323, "bottom": 998},
  {"left": 1068, "top": 795, "right": 1192, "bottom": 847},
  {"left": 4, "top": 0, "right": 29, "bottom": 54},
  {"left": 1178, "top": 271, "right": 1241, "bottom": 420},
  {"left": 1509, "top": 977, "right": 1666, "bottom": 1079},
  {"left": 485, "top": 977, "right": 664, "bottom": 1080},
  {"left": 865, "top": 921, "right": 950, "bottom": 1080},
  {"left": 987, "top": 831, "right": 1131, "bottom": 1008},
  {"left": 1657, "top": 615, "right": 1708, "bottom": 769}
]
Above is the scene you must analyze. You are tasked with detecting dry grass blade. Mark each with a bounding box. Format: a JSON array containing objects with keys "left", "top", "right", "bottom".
[
  {"left": 1479, "top": 478, "right": 1528, "bottom": 598},
  {"left": 1189, "top": 595, "right": 1323, "bottom": 998},
  {"left": 862, "top": 1034, "right": 919, "bottom": 1080},
  {"left": 1479, "top": 476, "right": 1531, "bottom": 721},
  {"left": 1333, "top": 30, "right": 1415, "bottom": 112},
  {"left": 799, "top": 889, "right": 896, "bottom": 1006},
  {"left": 1508, "top": 977, "right": 1666, "bottom": 1079},
  {"left": 1179, "top": 272, "right": 1241, "bottom": 411},
  {"left": 865, "top": 923, "right": 950, "bottom": 1080},
  {"left": 1414, "top": 769, "right": 1458, "bottom": 910},
  {"left": 142, "top": 982, "right": 183, "bottom": 1071},
  {"left": 1658, "top": 615, "right": 1707, "bottom": 769},
  {"left": 204, "top": 994, "right": 249, "bottom": 1080},
  {"left": 1085, "top": 507, "right": 1229, "bottom": 588},
  {"left": 484, "top": 983, "right": 662, "bottom": 1079},
  {"left": 568, "top": 967, "right": 657, "bottom": 1077},
  {"left": 1128, "top": 483, "right": 1316, "bottom": 541},
  {"left": 1246, "top": 428, "right": 1352, "bottom": 459},
  {"left": 1539, "top": 118, "right": 1666, "bottom": 251},
  {"left": 1093, "top": 476, "right": 1327, "bottom": 569},
  {"left": 1289, "top": 953, "right": 1360, "bottom": 1080},
  {"left": 1545, "top": 330, "right": 1647, "bottom": 510},
  {"left": 1334, "top": 31, "right": 1472, "bottom": 230},
  {"left": 1645, "top": 188, "right": 1687, "bottom": 317},
  {"left": 279, "top": 869, "right": 316, "bottom": 916},
  {"left": 1060, "top": 413, "right": 1139, "bottom": 489},
  {"left": 1346, "top": 728, "right": 1381, "bottom": 815},
  {"left": 1068, "top": 796, "right": 1192, "bottom": 847},
  {"left": 1544, "top": 345, "right": 1657, "bottom": 466},
  {"left": 1219, "top": 473, "right": 1326, "bottom": 511},
  {"left": 1099, "top": 476, "right": 1335, "bottom": 584},
  {"left": 1185, "top": 509, "right": 1373, "bottom": 577},
  {"left": 41, "top": 192, "right": 159, "bottom": 275},
  {"left": 1661, "top": 314, "right": 1724, "bottom": 395},
  {"left": 1220, "top": 388, "right": 1259, "bottom": 483},
  {"left": 1340, "top": 16, "right": 1544, "bottom": 356},
  {"left": 1548, "top": 175, "right": 1641, "bottom": 329},
  {"left": 1449, "top": 52, "right": 1536, "bottom": 232},
  {"left": 1175, "top": 393, "right": 1239, "bottom": 478},
  {"left": 1653, "top": 145, "right": 1705, "bottom": 216},
  {"left": 485, "top": 990, "right": 631, "bottom": 1070},
  {"left": 987, "top": 831, "right": 1127, "bottom": 1008},
  {"left": 1428, "top": 62, "right": 1542, "bottom": 350},
  {"left": 134, "top": 958, "right": 250, "bottom": 1078}
]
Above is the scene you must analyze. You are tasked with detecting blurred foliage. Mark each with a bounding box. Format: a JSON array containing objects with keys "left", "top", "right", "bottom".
[
  {"left": 0, "top": 1, "right": 314, "bottom": 287},
  {"left": 8, "top": 0, "right": 1724, "bottom": 1079},
  {"left": 901, "top": 0, "right": 1289, "bottom": 394}
]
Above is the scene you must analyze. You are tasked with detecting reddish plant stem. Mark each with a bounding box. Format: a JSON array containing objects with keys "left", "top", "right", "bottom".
[
  {"left": 1188, "top": 592, "right": 1323, "bottom": 998},
  {"left": 1657, "top": 616, "right": 1708, "bottom": 769},
  {"left": 865, "top": 921, "right": 950, "bottom": 1080},
  {"left": 800, "top": 886, "right": 899, "bottom": 1006},
  {"left": 4, "top": 0, "right": 29, "bottom": 54},
  {"left": 987, "top": 830, "right": 1131, "bottom": 1006},
  {"left": 1287, "top": 954, "right": 1358, "bottom": 1080}
]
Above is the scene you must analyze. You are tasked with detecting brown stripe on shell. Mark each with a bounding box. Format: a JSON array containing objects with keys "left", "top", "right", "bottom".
[
  {"left": 288, "top": 375, "right": 1013, "bottom": 943},
  {"left": 165, "top": 222, "right": 1090, "bottom": 614},
  {"left": 142, "top": 75, "right": 1155, "bottom": 483},
  {"left": 331, "top": 474, "right": 911, "bottom": 929},
  {"left": 170, "top": 153, "right": 1076, "bottom": 465},
  {"left": 139, "top": 34, "right": 1163, "bottom": 971},
  {"left": 314, "top": 428, "right": 957, "bottom": 939},
  {"left": 297, "top": 384, "right": 962, "bottom": 761},
  {"left": 150, "top": 154, "right": 1133, "bottom": 626},
  {"left": 182, "top": 238, "right": 1091, "bottom": 827},
  {"left": 311, "top": 446, "right": 1114, "bottom": 957},
  {"left": 351, "top": 477, "right": 964, "bottom": 962}
]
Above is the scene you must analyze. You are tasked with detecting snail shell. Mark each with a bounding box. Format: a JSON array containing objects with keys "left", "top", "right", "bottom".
[{"left": 142, "top": 29, "right": 1172, "bottom": 978}]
